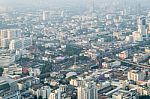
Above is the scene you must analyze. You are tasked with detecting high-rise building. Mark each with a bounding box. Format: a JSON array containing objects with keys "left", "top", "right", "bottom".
[
  {"left": 0, "top": 30, "right": 7, "bottom": 39},
  {"left": 132, "top": 31, "right": 143, "bottom": 42},
  {"left": 0, "top": 38, "right": 9, "bottom": 48},
  {"left": 147, "top": 23, "right": 150, "bottom": 34},
  {"left": 41, "top": 86, "right": 51, "bottom": 99},
  {"left": 49, "top": 92, "right": 58, "bottom": 99},
  {"left": 49, "top": 89, "right": 61, "bottom": 99},
  {"left": 0, "top": 29, "right": 22, "bottom": 40},
  {"left": 128, "top": 70, "right": 145, "bottom": 81},
  {"left": 0, "top": 29, "right": 22, "bottom": 48},
  {"left": 9, "top": 37, "right": 32, "bottom": 50},
  {"left": 77, "top": 81, "right": 98, "bottom": 99},
  {"left": 137, "top": 16, "right": 148, "bottom": 38},
  {"left": 9, "top": 39, "right": 23, "bottom": 50},
  {"left": 42, "top": 11, "right": 49, "bottom": 21}
]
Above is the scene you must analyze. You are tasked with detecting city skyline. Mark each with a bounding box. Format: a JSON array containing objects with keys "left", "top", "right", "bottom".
[{"left": 0, "top": 0, "right": 149, "bottom": 99}]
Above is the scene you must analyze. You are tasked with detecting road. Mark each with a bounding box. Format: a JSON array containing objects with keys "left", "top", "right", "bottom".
[{"left": 118, "top": 59, "right": 150, "bottom": 69}]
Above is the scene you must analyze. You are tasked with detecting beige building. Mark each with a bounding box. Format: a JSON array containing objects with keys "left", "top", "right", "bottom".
[
  {"left": 0, "top": 29, "right": 22, "bottom": 40},
  {"left": 137, "top": 87, "right": 149, "bottom": 95},
  {"left": 70, "top": 79, "right": 83, "bottom": 87},
  {"left": 0, "top": 29, "right": 22, "bottom": 48},
  {"left": 128, "top": 70, "right": 144, "bottom": 81},
  {"left": 145, "top": 47, "right": 150, "bottom": 53},
  {"left": 112, "top": 92, "right": 123, "bottom": 99}
]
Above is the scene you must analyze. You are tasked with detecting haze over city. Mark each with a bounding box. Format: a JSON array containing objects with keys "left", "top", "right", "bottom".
[
  {"left": 0, "top": 0, "right": 150, "bottom": 9},
  {"left": 0, "top": 0, "right": 149, "bottom": 99}
]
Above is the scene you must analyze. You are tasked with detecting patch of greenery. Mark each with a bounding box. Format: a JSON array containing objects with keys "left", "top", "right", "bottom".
[
  {"left": 63, "top": 44, "right": 83, "bottom": 56},
  {"left": 0, "top": 67, "right": 4, "bottom": 76},
  {"left": 139, "top": 95, "right": 150, "bottom": 99},
  {"left": 41, "top": 62, "right": 52, "bottom": 73}
]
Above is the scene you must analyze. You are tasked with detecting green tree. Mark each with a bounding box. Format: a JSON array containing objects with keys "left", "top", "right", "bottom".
[
  {"left": 41, "top": 62, "right": 52, "bottom": 73},
  {"left": 0, "top": 67, "right": 4, "bottom": 76},
  {"left": 64, "top": 44, "right": 83, "bottom": 56},
  {"left": 38, "top": 96, "right": 43, "bottom": 99},
  {"left": 139, "top": 95, "right": 150, "bottom": 99},
  {"left": 34, "top": 95, "right": 37, "bottom": 99}
]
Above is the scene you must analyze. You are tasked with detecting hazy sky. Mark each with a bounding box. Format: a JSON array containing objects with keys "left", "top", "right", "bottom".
[
  {"left": 0, "top": 0, "right": 86, "bottom": 7},
  {"left": 0, "top": 0, "right": 150, "bottom": 9}
]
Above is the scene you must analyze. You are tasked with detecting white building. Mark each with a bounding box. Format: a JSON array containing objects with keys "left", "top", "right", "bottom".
[
  {"left": 49, "top": 89, "right": 61, "bottom": 99},
  {"left": 132, "top": 31, "right": 143, "bottom": 42},
  {"left": 41, "top": 86, "right": 51, "bottom": 99},
  {"left": 137, "top": 16, "right": 148, "bottom": 38},
  {"left": 77, "top": 81, "right": 98, "bottom": 99}
]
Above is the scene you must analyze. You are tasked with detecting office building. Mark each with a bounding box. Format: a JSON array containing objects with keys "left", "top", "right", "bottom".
[
  {"left": 0, "top": 29, "right": 22, "bottom": 48},
  {"left": 9, "top": 37, "right": 32, "bottom": 50},
  {"left": 128, "top": 70, "right": 144, "bottom": 81},
  {"left": 49, "top": 89, "right": 61, "bottom": 99},
  {"left": 77, "top": 81, "right": 98, "bottom": 99},
  {"left": 132, "top": 31, "right": 143, "bottom": 42},
  {"left": 137, "top": 16, "right": 148, "bottom": 38},
  {"left": 41, "top": 86, "right": 51, "bottom": 99},
  {"left": 0, "top": 77, "right": 21, "bottom": 99},
  {"left": 0, "top": 29, "right": 22, "bottom": 40},
  {"left": 9, "top": 39, "right": 22, "bottom": 50},
  {"left": 0, "top": 38, "right": 9, "bottom": 48},
  {"left": 42, "top": 11, "right": 49, "bottom": 21}
]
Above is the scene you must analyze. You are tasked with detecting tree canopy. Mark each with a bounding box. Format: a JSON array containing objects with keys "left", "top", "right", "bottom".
[{"left": 0, "top": 67, "right": 4, "bottom": 76}]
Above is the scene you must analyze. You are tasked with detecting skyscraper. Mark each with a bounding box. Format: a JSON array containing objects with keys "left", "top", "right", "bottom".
[
  {"left": 137, "top": 16, "right": 148, "bottom": 38},
  {"left": 77, "top": 81, "right": 98, "bottom": 99},
  {"left": 49, "top": 88, "right": 61, "bottom": 99},
  {"left": 0, "top": 29, "right": 22, "bottom": 48}
]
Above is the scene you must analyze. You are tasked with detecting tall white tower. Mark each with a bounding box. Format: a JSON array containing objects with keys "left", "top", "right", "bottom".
[{"left": 42, "top": 11, "right": 46, "bottom": 21}]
